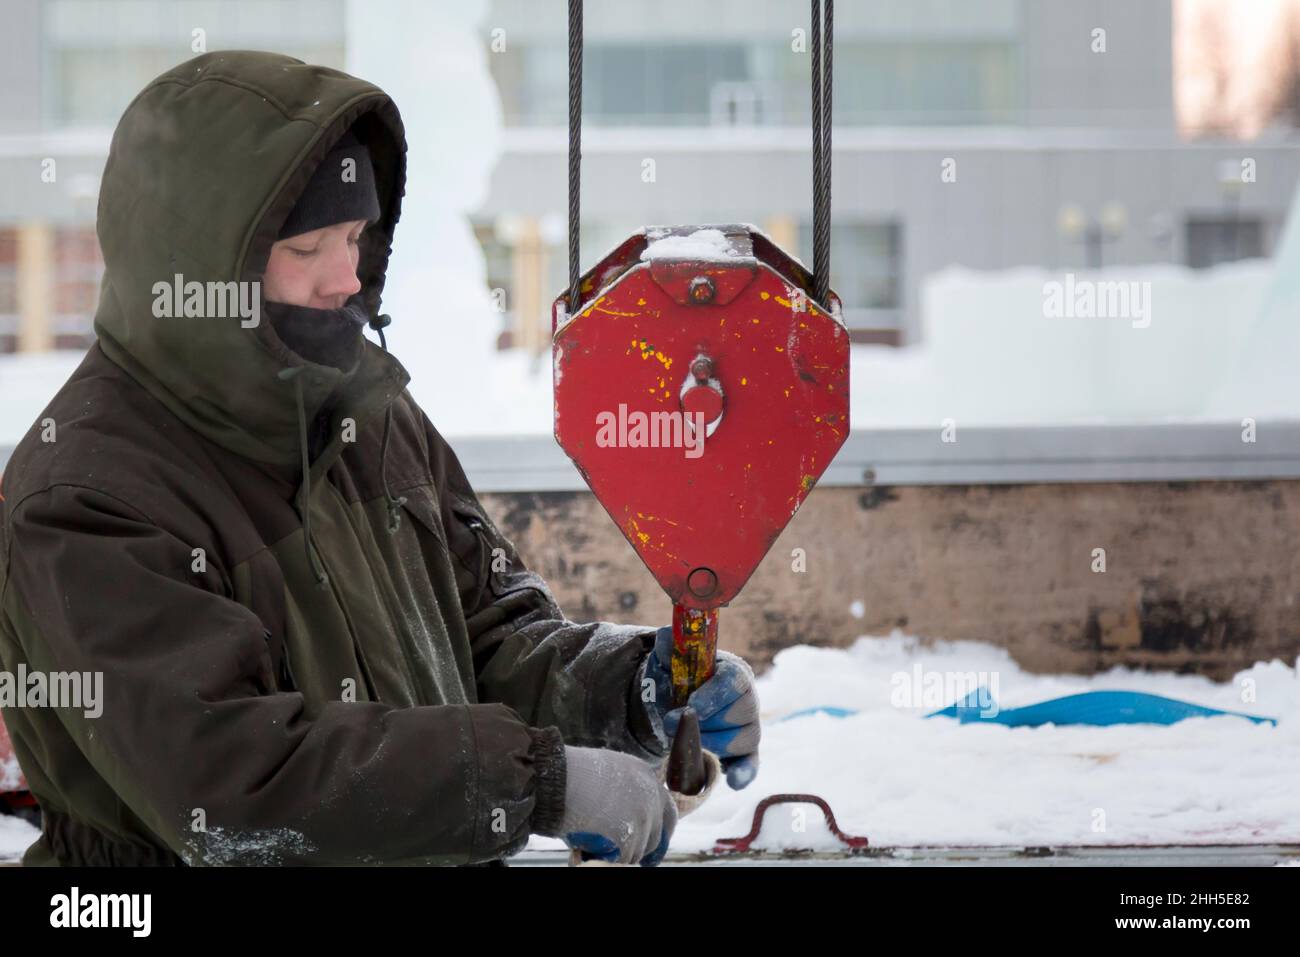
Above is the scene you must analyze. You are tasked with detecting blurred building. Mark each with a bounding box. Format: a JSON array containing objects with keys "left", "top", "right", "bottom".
[
  {"left": 0, "top": 0, "right": 346, "bottom": 355},
  {"left": 477, "top": 0, "right": 1300, "bottom": 350},
  {"left": 1, "top": 0, "right": 1299, "bottom": 356}
]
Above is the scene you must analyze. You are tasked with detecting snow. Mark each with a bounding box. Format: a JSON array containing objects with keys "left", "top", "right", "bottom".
[
  {"left": 641, "top": 227, "right": 745, "bottom": 262},
  {"left": 532, "top": 632, "right": 1300, "bottom": 853},
  {"left": 4, "top": 632, "right": 1294, "bottom": 862},
  {"left": 0, "top": 350, "right": 87, "bottom": 448},
  {"left": 345, "top": 0, "right": 513, "bottom": 441},
  {"left": 0, "top": 751, "right": 21, "bottom": 792},
  {"left": 850, "top": 259, "right": 1275, "bottom": 428},
  {"left": 0, "top": 813, "right": 37, "bottom": 863}
]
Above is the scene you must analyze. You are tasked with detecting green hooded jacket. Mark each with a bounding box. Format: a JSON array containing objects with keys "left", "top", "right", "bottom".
[{"left": 0, "top": 51, "right": 666, "bottom": 866}]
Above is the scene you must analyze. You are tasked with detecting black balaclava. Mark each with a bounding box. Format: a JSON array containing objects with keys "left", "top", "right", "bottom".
[{"left": 265, "top": 128, "right": 381, "bottom": 374}]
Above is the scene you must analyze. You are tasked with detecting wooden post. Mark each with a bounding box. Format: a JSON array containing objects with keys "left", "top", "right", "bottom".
[{"left": 16, "top": 220, "right": 53, "bottom": 353}]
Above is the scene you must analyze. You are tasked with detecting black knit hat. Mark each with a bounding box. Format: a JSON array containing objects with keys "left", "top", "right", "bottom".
[{"left": 277, "top": 129, "right": 381, "bottom": 240}]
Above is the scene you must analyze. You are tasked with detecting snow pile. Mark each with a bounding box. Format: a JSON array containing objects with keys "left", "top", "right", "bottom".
[
  {"left": 0, "top": 350, "right": 89, "bottom": 448},
  {"left": 532, "top": 631, "right": 1300, "bottom": 853},
  {"left": 641, "top": 227, "right": 746, "bottom": 262},
  {"left": 344, "top": 0, "right": 519, "bottom": 438},
  {"left": 850, "top": 258, "right": 1274, "bottom": 428},
  {"left": 1207, "top": 177, "right": 1300, "bottom": 419},
  {"left": 0, "top": 814, "right": 36, "bottom": 863},
  {"left": 0, "top": 750, "right": 21, "bottom": 793}
]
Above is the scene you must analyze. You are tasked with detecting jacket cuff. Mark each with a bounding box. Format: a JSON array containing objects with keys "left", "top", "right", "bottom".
[{"left": 528, "top": 725, "right": 567, "bottom": 837}]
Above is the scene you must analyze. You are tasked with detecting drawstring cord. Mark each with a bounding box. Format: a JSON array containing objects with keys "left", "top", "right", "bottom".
[
  {"left": 369, "top": 312, "right": 406, "bottom": 533},
  {"left": 275, "top": 311, "right": 404, "bottom": 577},
  {"left": 277, "top": 366, "right": 330, "bottom": 588}
]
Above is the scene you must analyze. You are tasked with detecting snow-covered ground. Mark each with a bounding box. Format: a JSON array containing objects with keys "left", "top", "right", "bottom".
[
  {"left": 4, "top": 630, "right": 1292, "bottom": 864},
  {"left": 527, "top": 632, "right": 1299, "bottom": 855},
  {"left": 0, "top": 813, "right": 35, "bottom": 862}
]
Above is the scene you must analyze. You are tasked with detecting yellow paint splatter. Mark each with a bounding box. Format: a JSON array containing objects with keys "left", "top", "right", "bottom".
[
  {"left": 632, "top": 339, "right": 673, "bottom": 370},
  {"left": 635, "top": 512, "right": 680, "bottom": 527},
  {"left": 775, "top": 346, "right": 784, "bottom": 353},
  {"left": 626, "top": 517, "right": 652, "bottom": 546},
  {"left": 775, "top": 296, "right": 791, "bottom": 308},
  {"left": 595, "top": 302, "right": 638, "bottom": 318},
  {"left": 760, "top": 291, "right": 770, "bottom": 300},
  {"left": 637, "top": 298, "right": 647, "bottom": 305},
  {"left": 740, "top": 377, "right": 747, "bottom": 386}
]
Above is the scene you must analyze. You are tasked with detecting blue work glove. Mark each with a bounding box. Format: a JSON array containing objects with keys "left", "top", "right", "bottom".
[{"left": 639, "top": 625, "right": 761, "bottom": 790}]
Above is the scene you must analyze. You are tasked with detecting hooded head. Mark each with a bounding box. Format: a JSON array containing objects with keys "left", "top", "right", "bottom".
[
  {"left": 92, "top": 50, "right": 410, "bottom": 468},
  {"left": 261, "top": 128, "right": 382, "bottom": 372}
]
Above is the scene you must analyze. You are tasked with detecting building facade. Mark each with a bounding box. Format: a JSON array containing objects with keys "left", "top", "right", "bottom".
[{"left": 0, "top": 0, "right": 1297, "bottom": 355}]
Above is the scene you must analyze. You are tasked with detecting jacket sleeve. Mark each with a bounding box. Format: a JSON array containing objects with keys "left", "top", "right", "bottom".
[
  {"left": 0, "top": 483, "right": 568, "bottom": 865},
  {"left": 425, "top": 417, "right": 669, "bottom": 762}
]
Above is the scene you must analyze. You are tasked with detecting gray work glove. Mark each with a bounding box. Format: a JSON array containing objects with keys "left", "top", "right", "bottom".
[{"left": 555, "top": 745, "right": 678, "bottom": 866}]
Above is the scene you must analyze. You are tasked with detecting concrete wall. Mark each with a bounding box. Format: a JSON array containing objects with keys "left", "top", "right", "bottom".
[{"left": 482, "top": 480, "right": 1300, "bottom": 680}]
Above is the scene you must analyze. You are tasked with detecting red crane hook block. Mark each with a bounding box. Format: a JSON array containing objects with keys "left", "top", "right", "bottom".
[{"left": 552, "top": 223, "right": 850, "bottom": 707}]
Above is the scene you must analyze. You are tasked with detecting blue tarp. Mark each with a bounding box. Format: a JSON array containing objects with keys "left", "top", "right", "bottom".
[
  {"left": 778, "top": 691, "right": 1278, "bottom": 727},
  {"left": 925, "top": 688, "right": 1277, "bottom": 727}
]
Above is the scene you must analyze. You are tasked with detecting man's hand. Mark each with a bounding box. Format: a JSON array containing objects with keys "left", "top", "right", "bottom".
[
  {"left": 640, "top": 626, "right": 761, "bottom": 790},
  {"left": 556, "top": 746, "right": 678, "bottom": 866}
]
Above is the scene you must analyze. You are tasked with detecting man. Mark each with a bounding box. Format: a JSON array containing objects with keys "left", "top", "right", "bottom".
[{"left": 0, "top": 51, "right": 759, "bottom": 866}]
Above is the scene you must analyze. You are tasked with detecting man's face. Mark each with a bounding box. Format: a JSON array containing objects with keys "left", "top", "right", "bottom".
[{"left": 264, "top": 219, "right": 366, "bottom": 309}]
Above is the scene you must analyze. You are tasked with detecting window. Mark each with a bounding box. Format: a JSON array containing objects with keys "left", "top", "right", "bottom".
[
  {"left": 797, "top": 221, "right": 902, "bottom": 338},
  {"left": 51, "top": 228, "right": 104, "bottom": 351},
  {"left": 43, "top": 0, "right": 346, "bottom": 128},
  {"left": 489, "top": 38, "right": 1021, "bottom": 127},
  {"left": 472, "top": 221, "right": 516, "bottom": 350},
  {"left": 586, "top": 44, "right": 749, "bottom": 126},
  {"left": 0, "top": 230, "right": 18, "bottom": 354},
  {"left": 826, "top": 41, "right": 1021, "bottom": 126},
  {"left": 1185, "top": 217, "right": 1266, "bottom": 270}
]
